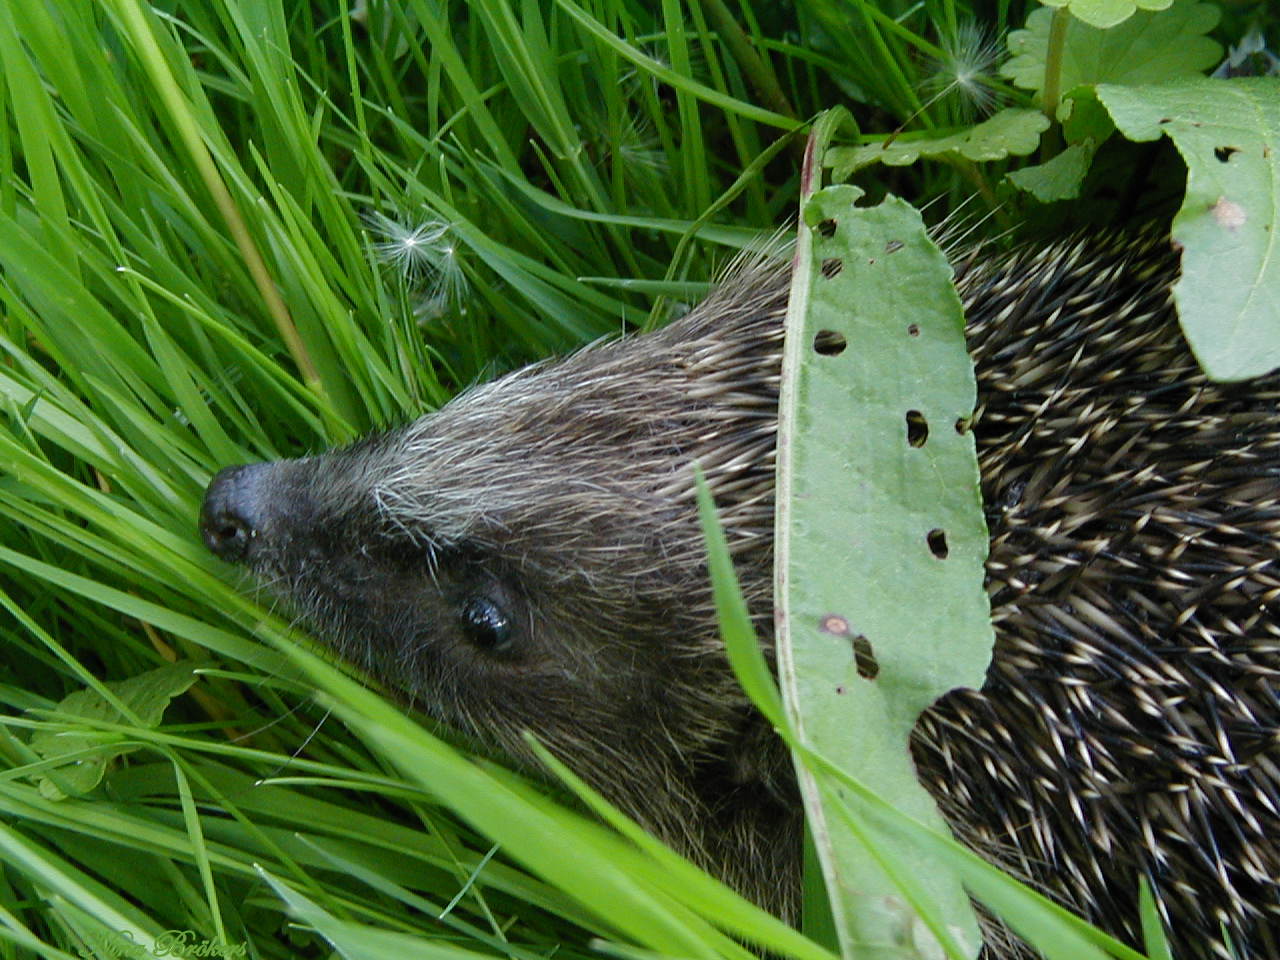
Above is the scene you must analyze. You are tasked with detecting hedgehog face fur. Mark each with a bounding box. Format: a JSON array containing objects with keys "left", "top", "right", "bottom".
[{"left": 202, "top": 234, "right": 1280, "bottom": 958}]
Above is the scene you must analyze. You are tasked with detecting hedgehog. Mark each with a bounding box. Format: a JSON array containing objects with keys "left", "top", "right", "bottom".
[{"left": 200, "top": 230, "right": 1280, "bottom": 959}]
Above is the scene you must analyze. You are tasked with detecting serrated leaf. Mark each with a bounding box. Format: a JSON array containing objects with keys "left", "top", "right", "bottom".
[
  {"left": 1003, "top": 0, "right": 1221, "bottom": 94},
  {"left": 30, "top": 662, "right": 203, "bottom": 799},
  {"left": 828, "top": 109, "right": 1049, "bottom": 179},
  {"left": 777, "top": 185, "right": 992, "bottom": 956},
  {"left": 1097, "top": 77, "right": 1280, "bottom": 381},
  {"left": 1039, "top": 0, "right": 1172, "bottom": 30}
]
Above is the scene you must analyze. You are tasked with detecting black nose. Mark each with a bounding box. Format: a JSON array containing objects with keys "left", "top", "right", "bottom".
[{"left": 200, "top": 464, "right": 271, "bottom": 563}]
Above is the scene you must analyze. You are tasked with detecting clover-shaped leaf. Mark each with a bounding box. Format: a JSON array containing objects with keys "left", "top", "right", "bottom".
[
  {"left": 1039, "top": 0, "right": 1172, "bottom": 30},
  {"left": 1003, "top": 0, "right": 1220, "bottom": 95}
]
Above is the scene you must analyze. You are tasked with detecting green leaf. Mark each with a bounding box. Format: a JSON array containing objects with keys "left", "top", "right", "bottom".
[
  {"left": 792, "top": 745, "right": 1134, "bottom": 960},
  {"left": 1006, "top": 140, "right": 1096, "bottom": 200},
  {"left": 828, "top": 109, "right": 1049, "bottom": 178},
  {"left": 29, "top": 662, "right": 203, "bottom": 799},
  {"left": 0, "top": 823, "right": 154, "bottom": 946},
  {"left": 258, "top": 867, "right": 496, "bottom": 960},
  {"left": 1097, "top": 78, "right": 1280, "bottom": 380},
  {"left": 777, "top": 185, "right": 992, "bottom": 957},
  {"left": 1060, "top": 92, "right": 1116, "bottom": 145},
  {"left": 1137, "top": 877, "right": 1174, "bottom": 960},
  {"left": 1003, "top": 0, "right": 1221, "bottom": 95},
  {"left": 695, "top": 469, "right": 785, "bottom": 729},
  {"left": 1038, "top": 0, "right": 1172, "bottom": 31},
  {"left": 552, "top": 0, "right": 798, "bottom": 132},
  {"left": 524, "top": 736, "right": 833, "bottom": 960},
  {"left": 279, "top": 641, "right": 768, "bottom": 958}
]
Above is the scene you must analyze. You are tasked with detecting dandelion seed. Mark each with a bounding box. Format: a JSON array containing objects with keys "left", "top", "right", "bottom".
[
  {"left": 922, "top": 21, "right": 1003, "bottom": 121},
  {"left": 364, "top": 211, "right": 451, "bottom": 285},
  {"left": 422, "top": 240, "right": 469, "bottom": 313},
  {"left": 364, "top": 210, "right": 469, "bottom": 310},
  {"left": 617, "top": 115, "right": 668, "bottom": 175}
]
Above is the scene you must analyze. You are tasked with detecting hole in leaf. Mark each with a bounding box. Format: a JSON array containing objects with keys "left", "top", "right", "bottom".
[
  {"left": 813, "top": 330, "right": 847, "bottom": 355},
  {"left": 817, "top": 218, "right": 837, "bottom": 238},
  {"left": 906, "top": 410, "right": 928, "bottom": 447},
  {"left": 1214, "top": 146, "right": 1239, "bottom": 162},
  {"left": 852, "top": 635, "right": 879, "bottom": 679},
  {"left": 820, "top": 258, "right": 843, "bottom": 279},
  {"left": 955, "top": 416, "right": 971, "bottom": 435},
  {"left": 907, "top": 323, "right": 920, "bottom": 337},
  {"left": 927, "top": 528, "right": 949, "bottom": 559}
]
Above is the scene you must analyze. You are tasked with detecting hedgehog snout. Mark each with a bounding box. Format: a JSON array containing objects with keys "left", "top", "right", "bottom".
[{"left": 200, "top": 463, "right": 277, "bottom": 563}]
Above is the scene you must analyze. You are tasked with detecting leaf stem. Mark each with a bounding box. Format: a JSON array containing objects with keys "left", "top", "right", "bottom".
[{"left": 1041, "top": 7, "right": 1071, "bottom": 123}]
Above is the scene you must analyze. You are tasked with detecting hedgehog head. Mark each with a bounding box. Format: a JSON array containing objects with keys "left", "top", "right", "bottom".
[{"left": 198, "top": 263, "right": 797, "bottom": 893}]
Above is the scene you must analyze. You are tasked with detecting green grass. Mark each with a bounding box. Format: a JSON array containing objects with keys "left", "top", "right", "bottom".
[{"left": 0, "top": 0, "right": 1269, "bottom": 958}]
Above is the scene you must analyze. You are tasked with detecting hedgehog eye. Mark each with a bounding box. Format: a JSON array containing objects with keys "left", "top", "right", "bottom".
[{"left": 460, "top": 596, "right": 513, "bottom": 653}]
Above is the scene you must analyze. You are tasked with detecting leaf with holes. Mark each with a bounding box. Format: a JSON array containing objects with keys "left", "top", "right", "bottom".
[
  {"left": 777, "top": 184, "right": 993, "bottom": 956},
  {"left": 1096, "top": 77, "right": 1280, "bottom": 381}
]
